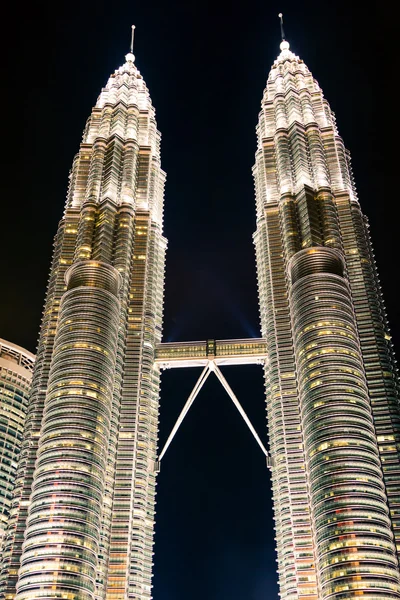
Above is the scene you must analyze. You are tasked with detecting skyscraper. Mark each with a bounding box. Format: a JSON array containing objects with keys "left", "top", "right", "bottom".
[
  {"left": 1, "top": 44, "right": 167, "bottom": 600},
  {"left": 253, "top": 39, "right": 400, "bottom": 598},
  {"left": 0, "top": 340, "right": 35, "bottom": 550},
  {"left": 1, "top": 27, "right": 400, "bottom": 600}
]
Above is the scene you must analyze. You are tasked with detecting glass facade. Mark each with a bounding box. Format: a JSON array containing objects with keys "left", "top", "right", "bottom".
[
  {"left": 0, "top": 340, "right": 34, "bottom": 552},
  {"left": 253, "top": 40, "right": 400, "bottom": 599}
]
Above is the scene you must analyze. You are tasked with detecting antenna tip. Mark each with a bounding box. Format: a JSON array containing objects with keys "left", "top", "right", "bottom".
[
  {"left": 130, "top": 24, "right": 136, "bottom": 54},
  {"left": 278, "top": 13, "right": 283, "bottom": 18},
  {"left": 132, "top": 24, "right": 136, "bottom": 30}
]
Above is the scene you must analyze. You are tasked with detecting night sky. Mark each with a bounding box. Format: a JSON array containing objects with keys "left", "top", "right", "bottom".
[{"left": 2, "top": 1, "right": 399, "bottom": 598}]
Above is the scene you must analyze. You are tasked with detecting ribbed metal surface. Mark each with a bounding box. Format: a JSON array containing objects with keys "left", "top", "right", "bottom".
[
  {"left": 289, "top": 248, "right": 400, "bottom": 599},
  {"left": 1, "top": 214, "right": 80, "bottom": 596},
  {"left": 289, "top": 247, "right": 344, "bottom": 285},
  {"left": 66, "top": 260, "right": 121, "bottom": 294},
  {"left": 337, "top": 200, "right": 400, "bottom": 563},
  {"left": 15, "top": 263, "right": 121, "bottom": 600}
]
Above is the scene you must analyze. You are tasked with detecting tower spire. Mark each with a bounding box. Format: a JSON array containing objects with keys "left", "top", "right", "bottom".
[
  {"left": 278, "top": 13, "right": 285, "bottom": 41},
  {"left": 130, "top": 24, "right": 135, "bottom": 53},
  {"left": 278, "top": 13, "right": 290, "bottom": 52},
  {"left": 125, "top": 25, "right": 136, "bottom": 63}
]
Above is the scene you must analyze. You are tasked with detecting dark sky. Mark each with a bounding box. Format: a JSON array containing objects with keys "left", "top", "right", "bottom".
[{"left": 2, "top": 1, "right": 399, "bottom": 599}]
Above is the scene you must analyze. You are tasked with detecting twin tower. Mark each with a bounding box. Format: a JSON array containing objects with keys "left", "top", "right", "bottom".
[{"left": 1, "top": 31, "right": 400, "bottom": 600}]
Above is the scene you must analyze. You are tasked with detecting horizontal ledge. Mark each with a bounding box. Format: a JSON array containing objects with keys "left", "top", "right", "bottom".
[{"left": 155, "top": 356, "right": 268, "bottom": 369}]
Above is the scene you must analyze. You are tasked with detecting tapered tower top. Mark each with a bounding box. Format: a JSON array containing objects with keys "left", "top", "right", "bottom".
[
  {"left": 253, "top": 17, "right": 357, "bottom": 211},
  {"left": 92, "top": 25, "right": 155, "bottom": 115},
  {"left": 66, "top": 25, "right": 165, "bottom": 223}
]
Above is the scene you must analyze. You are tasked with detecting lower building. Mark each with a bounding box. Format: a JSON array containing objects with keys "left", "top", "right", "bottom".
[{"left": 0, "top": 340, "right": 35, "bottom": 550}]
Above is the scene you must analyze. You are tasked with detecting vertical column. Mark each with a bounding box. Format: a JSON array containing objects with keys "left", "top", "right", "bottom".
[
  {"left": 289, "top": 247, "right": 400, "bottom": 599},
  {"left": 75, "top": 201, "right": 97, "bottom": 260},
  {"left": 316, "top": 191, "right": 341, "bottom": 250},
  {"left": 254, "top": 204, "right": 318, "bottom": 600},
  {"left": 107, "top": 215, "right": 151, "bottom": 600},
  {"left": 15, "top": 261, "right": 121, "bottom": 600},
  {"left": 279, "top": 196, "right": 301, "bottom": 260},
  {"left": 92, "top": 202, "right": 117, "bottom": 264},
  {"left": 95, "top": 204, "right": 136, "bottom": 600}
]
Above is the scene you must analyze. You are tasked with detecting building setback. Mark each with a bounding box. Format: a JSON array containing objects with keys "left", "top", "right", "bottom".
[
  {"left": 0, "top": 32, "right": 399, "bottom": 600},
  {"left": 0, "top": 340, "right": 34, "bottom": 551}
]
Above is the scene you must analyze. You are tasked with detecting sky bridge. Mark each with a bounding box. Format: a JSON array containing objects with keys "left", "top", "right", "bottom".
[{"left": 155, "top": 338, "right": 268, "bottom": 369}]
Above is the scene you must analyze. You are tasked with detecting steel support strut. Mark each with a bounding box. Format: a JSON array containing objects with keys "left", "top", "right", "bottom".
[
  {"left": 158, "top": 365, "right": 211, "bottom": 462},
  {"left": 157, "top": 361, "right": 271, "bottom": 470},
  {"left": 212, "top": 363, "right": 270, "bottom": 465}
]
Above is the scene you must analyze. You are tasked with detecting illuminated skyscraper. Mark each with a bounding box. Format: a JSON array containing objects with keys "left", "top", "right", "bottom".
[
  {"left": 253, "top": 39, "right": 400, "bottom": 598},
  {"left": 1, "top": 40, "right": 167, "bottom": 600},
  {"left": 1, "top": 26, "right": 400, "bottom": 600},
  {"left": 0, "top": 340, "right": 34, "bottom": 550}
]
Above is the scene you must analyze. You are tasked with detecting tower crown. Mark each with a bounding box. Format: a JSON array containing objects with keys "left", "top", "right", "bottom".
[
  {"left": 271, "top": 38, "right": 304, "bottom": 72},
  {"left": 93, "top": 53, "right": 154, "bottom": 121},
  {"left": 253, "top": 37, "right": 357, "bottom": 216},
  {"left": 66, "top": 33, "right": 165, "bottom": 223}
]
